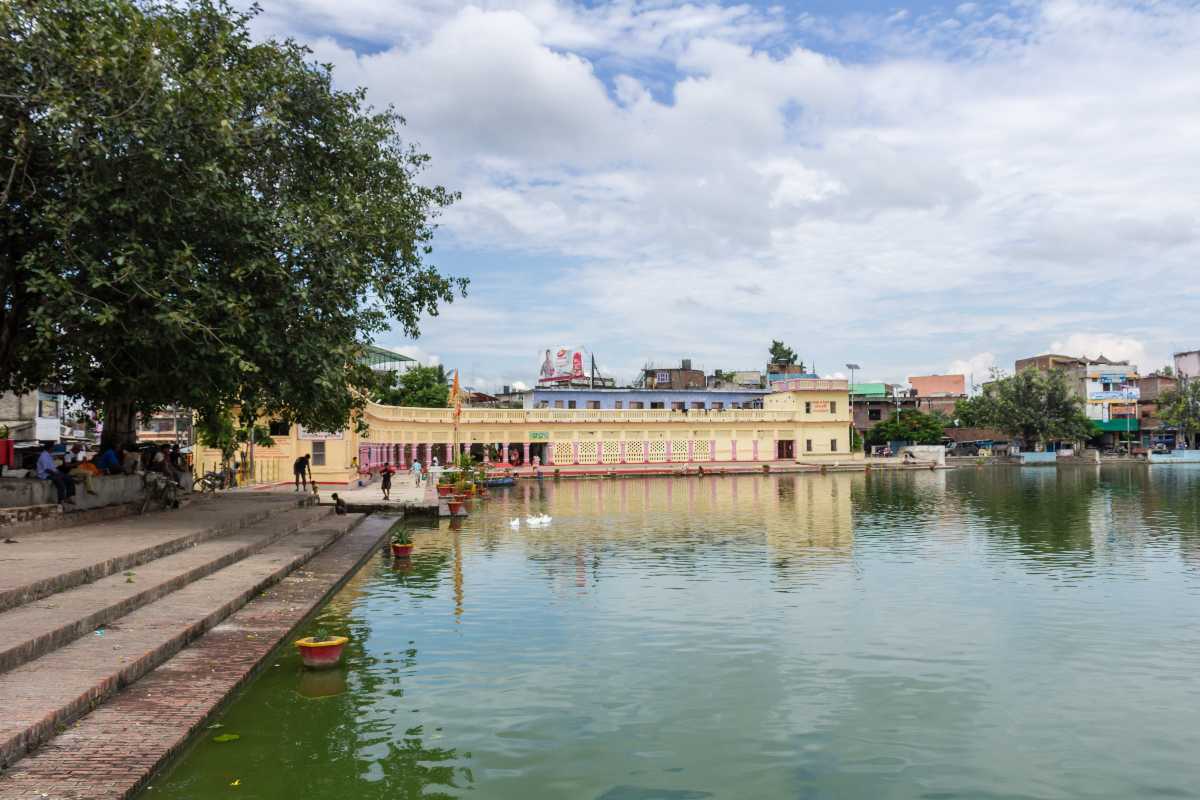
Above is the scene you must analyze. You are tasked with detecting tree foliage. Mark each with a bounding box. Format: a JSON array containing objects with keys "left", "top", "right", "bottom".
[
  {"left": 373, "top": 365, "right": 448, "bottom": 408},
  {"left": 967, "top": 370, "right": 1092, "bottom": 446},
  {"left": 193, "top": 413, "right": 274, "bottom": 463},
  {"left": 1, "top": 0, "right": 465, "bottom": 447},
  {"left": 1157, "top": 380, "right": 1200, "bottom": 448},
  {"left": 768, "top": 340, "right": 802, "bottom": 371},
  {"left": 866, "top": 410, "right": 946, "bottom": 445}
]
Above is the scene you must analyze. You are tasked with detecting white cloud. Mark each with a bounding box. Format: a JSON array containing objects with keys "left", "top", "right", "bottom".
[
  {"left": 254, "top": 0, "right": 1200, "bottom": 387},
  {"left": 1048, "top": 334, "right": 1153, "bottom": 369},
  {"left": 947, "top": 353, "right": 998, "bottom": 391}
]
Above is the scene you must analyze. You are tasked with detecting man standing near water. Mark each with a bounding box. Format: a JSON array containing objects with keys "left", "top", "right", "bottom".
[
  {"left": 411, "top": 458, "right": 423, "bottom": 486},
  {"left": 380, "top": 462, "right": 394, "bottom": 500}
]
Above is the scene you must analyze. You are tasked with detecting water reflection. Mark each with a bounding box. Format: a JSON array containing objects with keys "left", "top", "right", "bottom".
[{"left": 143, "top": 469, "right": 1200, "bottom": 800}]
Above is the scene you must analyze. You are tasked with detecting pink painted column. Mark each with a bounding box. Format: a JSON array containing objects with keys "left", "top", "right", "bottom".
[
  {"left": 547, "top": 443, "right": 555, "bottom": 465},
  {"left": 523, "top": 442, "right": 531, "bottom": 465},
  {"left": 501, "top": 441, "right": 508, "bottom": 465},
  {"left": 426, "top": 442, "right": 434, "bottom": 465},
  {"left": 572, "top": 441, "right": 580, "bottom": 465},
  {"left": 687, "top": 439, "right": 694, "bottom": 463},
  {"left": 643, "top": 439, "right": 650, "bottom": 464},
  {"left": 619, "top": 440, "right": 626, "bottom": 463},
  {"left": 772, "top": 438, "right": 778, "bottom": 462},
  {"left": 731, "top": 441, "right": 738, "bottom": 461},
  {"left": 752, "top": 440, "right": 759, "bottom": 461},
  {"left": 710, "top": 439, "right": 717, "bottom": 461}
]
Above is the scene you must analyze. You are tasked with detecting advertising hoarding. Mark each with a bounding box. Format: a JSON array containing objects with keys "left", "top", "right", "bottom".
[{"left": 538, "top": 348, "right": 586, "bottom": 383}]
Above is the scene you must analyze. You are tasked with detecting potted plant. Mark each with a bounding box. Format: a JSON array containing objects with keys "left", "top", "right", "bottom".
[
  {"left": 436, "top": 474, "right": 455, "bottom": 498},
  {"left": 295, "top": 631, "right": 350, "bottom": 669},
  {"left": 390, "top": 523, "right": 414, "bottom": 558},
  {"left": 446, "top": 495, "right": 466, "bottom": 516}
]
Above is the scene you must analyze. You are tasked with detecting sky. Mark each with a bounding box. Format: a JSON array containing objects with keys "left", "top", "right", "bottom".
[{"left": 245, "top": 0, "right": 1200, "bottom": 391}]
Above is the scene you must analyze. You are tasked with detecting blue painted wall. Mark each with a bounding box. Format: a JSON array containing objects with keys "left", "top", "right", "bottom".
[{"left": 527, "top": 388, "right": 769, "bottom": 410}]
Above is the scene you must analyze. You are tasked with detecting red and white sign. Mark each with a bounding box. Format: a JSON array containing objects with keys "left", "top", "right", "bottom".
[{"left": 538, "top": 348, "right": 586, "bottom": 384}]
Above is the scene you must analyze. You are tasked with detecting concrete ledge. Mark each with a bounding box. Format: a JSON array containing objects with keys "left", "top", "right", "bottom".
[{"left": 0, "top": 515, "right": 393, "bottom": 799}]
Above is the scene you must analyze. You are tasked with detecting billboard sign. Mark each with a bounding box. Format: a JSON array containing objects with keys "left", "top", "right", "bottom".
[
  {"left": 538, "top": 348, "right": 586, "bottom": 383},
  {"left": 1089, "top": 388, "right": 1140, "bottom": 401}
]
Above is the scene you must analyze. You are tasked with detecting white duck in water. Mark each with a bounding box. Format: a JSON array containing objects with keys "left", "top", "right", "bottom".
[
  {"left": 509, "top": 518, "right": 521, "bottom": 529},
  {"left": 525, "top": 514, "right": 552, "bottom": 527}
]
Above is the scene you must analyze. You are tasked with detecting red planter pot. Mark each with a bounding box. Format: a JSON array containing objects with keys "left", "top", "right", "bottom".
[
  {"left": 447, "top": 499, "right": 465, "bottom": 515},
  {"left": 436, "top": 485, "right": 454, "bottom": 498},
  {"left": 391, "top": 542, "right": 414, "bottom": 558},
  {"left": 295, "top": 636, "right": 349, "bottom": 669}
]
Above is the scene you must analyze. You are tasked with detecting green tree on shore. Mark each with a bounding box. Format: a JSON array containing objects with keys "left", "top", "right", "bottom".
[
  {"left": 1157, "top": 380, "right": 1200, "bottom": 449},
  {"left": 1, "top": 0, "right": 465, "bottom": 448},
  {"left": 967, "top": 370, "right": 1092, "bottom": 448},
  {"left": 866, "top": 410, "right": 947, "bottom": 445}
]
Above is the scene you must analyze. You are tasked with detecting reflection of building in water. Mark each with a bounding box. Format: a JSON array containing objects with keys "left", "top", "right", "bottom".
[{"left": 763, "top": 473, "right": 854, "bottom": 560}]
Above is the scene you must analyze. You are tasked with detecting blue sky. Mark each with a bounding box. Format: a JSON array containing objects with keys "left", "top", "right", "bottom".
[{"left": 246, "top": 0, "right": 1200, "bottom": 391}]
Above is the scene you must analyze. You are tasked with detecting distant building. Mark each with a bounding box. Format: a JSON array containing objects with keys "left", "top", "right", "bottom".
[
  {"left": 136, "top": 406, "right": 193, "bottom": 445},
  {"left": 363, "top": 345, "right": 416, "bottom": 374},
  {"left": 849, "top": 382, "right": 918, "bottom": 437},
  {"left": 1016, "top": 352, "right": 1140, "bottom": 443},
  {"left": 708, "top": 370, "right": 765, "bottom": 389},
  {"left": 642, "top": 359, "right": 706, "bottom": 390},
  {"left": 909, "top": 374, "right": 966, "bottom": 397},
  {"left": 1175, "top": 350, "right": 1200, "bottom": 381},
  {"left": 1135, "top": 373, "right": 1181, "bottom": 449}
]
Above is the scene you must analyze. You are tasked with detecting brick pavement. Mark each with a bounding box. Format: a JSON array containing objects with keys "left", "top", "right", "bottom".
[
  {"left": 0, "top": 495, "right": 307, "bottom": 611},
  {"left": 0, "top": 505, "right": 329, "bottom": 674},
  {"left": 0, "top": 511, "right": 360, "bottom": 771},
  {"left": 0, "top": 514, "right": 393, "bottom": 800}
]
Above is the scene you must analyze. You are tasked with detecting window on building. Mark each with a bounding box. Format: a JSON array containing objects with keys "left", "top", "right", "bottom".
[
  {"left": 690, "top": 402, "right": 705, "bottom": 410},
  {"left": 630, "top": 401, "right": 645, "bottom": 409},
  {"left": 614, "top": 401, "right": 623, "bottom": 409},
  {"left": 568, "top": 400, "right": 577, "bottom": 409},
  {"left": 805, "top": 439, "right": 813, "bottom": 452},
  {"left": 730, "top": 402, "right": 740, "bottom": 409},
  {"left": 586, "top": 400, "right": 600, "bottom": 410},
  {"left": 554, "top": 400, "right": 564, "bottom": 409},
  {"left": 804, "top": 401, "right": 812, "bottom": 414},
  {"left": 711, "top": 402, "right": 724, "bottom": 410},
  {"left": 650, "top": 402, "right": 664, "bottom": 409},
  {"left": 830, "top": 401, "right": 837, "bottom": 414},
  {"left": 868, "top": 408, "right": 882, "bottom": 421},
  {"left": 311, "top": 441, "right": 326, "bottom": 466},
  {"left": 830, "top": 439, "right": 838, "bottom": 452},
  {"left": 537, "top": 401, "right": 549, "bottom": 409},
  {"left": 269, "top": 420, "right": 290, "bottom": 436},
  {"left": 671, "top": 402, "right": 686, "bottom": 411}
]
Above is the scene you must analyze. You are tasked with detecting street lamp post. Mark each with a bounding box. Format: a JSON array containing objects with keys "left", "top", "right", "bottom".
[{"left": 846, "top": 363, "right": 860, "bottom": 453}]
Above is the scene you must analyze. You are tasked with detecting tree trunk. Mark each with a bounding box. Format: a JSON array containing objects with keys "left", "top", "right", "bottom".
[{"left": 101, "top": 399, "right": 138, "bottom": 451}]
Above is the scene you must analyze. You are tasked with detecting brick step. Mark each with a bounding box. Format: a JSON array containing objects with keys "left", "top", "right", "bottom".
[
  {"left": 0, "top": 494, "right": 313, "bottom": 613},
  {"left": 0, "top": 505, "right": 331, "bottom": 675},
  {"left": 0, "top": 512, "right": 363, "bottom": 771}
]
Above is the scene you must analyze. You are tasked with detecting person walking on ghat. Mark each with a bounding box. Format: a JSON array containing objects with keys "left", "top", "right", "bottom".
[
  {"left": 380, "top": 462, "right": 394, "bottom": 501},
  {"left": 293, "top": 453, "right": 312, "bottom": 492},
  {"left": 411, "top": 458, "right": 423, "bottom": 486}
]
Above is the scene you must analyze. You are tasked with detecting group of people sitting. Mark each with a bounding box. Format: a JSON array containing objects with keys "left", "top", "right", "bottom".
[{"left": 34, "top": 442, "right": 188, "bottom": 506}]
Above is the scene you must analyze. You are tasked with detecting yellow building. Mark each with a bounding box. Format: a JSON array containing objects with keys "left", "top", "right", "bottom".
[{"left": 198, "top": 379, "right": 857, "bottom": 484}]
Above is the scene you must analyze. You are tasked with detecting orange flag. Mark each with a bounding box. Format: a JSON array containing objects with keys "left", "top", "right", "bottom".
[{"left": 450, "top": 369, "right": 462, "bottom": 420}]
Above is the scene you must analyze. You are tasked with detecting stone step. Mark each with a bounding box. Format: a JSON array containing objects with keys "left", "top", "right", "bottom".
[
  {"left": 0, "top": 512, "right": 363, "bottom": 771},
  {"left": 0, "top": 505, "right": 331, "bottom": 675},
  {"left": 0, "top": 494, "right": 312, "bottom": 612}
]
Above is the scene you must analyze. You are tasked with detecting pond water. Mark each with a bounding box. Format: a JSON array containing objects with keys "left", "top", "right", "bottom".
[{"left": 141, "top": 467, "right": 1200, "bottom": 800}]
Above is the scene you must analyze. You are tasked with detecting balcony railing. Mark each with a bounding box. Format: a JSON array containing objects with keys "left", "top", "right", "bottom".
[{"left": 364, "top": 401, "right": 846, "bottom": 425}]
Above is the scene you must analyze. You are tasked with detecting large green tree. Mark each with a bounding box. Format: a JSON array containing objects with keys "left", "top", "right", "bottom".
[
  {"left": 373, "top": 365, "right": 448, "bottom": 408},
  {"left": 1, "top": 0, "right": 465, "bottom": 447},
  {"left": 1157, "top": 380, "right": 1200, "bottom": 449},
  {"left": 866, "top": 410, "right": 946, "bottom": 445},
  {"left": 969, "top": 369, "right": 1092, "bottom": 447}
]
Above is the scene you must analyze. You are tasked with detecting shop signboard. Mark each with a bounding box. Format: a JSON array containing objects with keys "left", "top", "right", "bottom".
[
  {"left": 1089, "top": 388, "right": 1140, "bottom": 401},
  {"left": 529, "top": 431, "right": 550, "bottom": 441},
  {"left": 298, "top": 426, "right": 344, "bottom": 440},
  {"left": 537, "top": 347, "right": 586, "bottom": 383}
]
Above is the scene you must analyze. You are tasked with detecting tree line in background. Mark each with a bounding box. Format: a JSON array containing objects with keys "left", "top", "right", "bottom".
[{"left": 1, "top": 0, "right": 466, "bottom": 449}]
